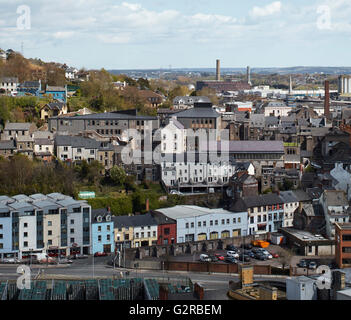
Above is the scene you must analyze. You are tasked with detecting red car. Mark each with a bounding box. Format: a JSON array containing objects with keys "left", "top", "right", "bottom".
[
  {"left": 270, "top": 252, "right": 279, "bottom": 258},
  {"left": 214, "top": 253, "right": 225, "bottom": 261},
  {"left": 94, "top": 252, "right": 108, "bottom": 257}
]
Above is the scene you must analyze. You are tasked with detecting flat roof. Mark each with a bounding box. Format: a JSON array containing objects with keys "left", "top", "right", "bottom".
[
  {"left": 155, "top": 205, "right": 240, "bottom": 220},
  {"left": 280, "top": 228, "right": 333, "bottom": 244}
]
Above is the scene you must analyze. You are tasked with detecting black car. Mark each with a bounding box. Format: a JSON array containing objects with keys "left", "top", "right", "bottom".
[
  {"left": 238, "top": 254, "right": 250, "bottom": 262},
  {"left": 244, "top": 250, "right": 255, "bottom": 258},
  {"left": 241, "top": 243, "right": 253, "bottom": 250},
  {"left": 255, "top": 253, "right": 267, "bottom": 261},
  {"left": 225, "top": 245, "right": 236, "bottom": 251},
  {"left": 225, "top": 256, "right": 238, "bottom": 264}
]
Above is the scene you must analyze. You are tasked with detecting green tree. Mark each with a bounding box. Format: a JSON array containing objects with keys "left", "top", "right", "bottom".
[{"left": 109, "top": 166, "right": 127, "bottom": 186}]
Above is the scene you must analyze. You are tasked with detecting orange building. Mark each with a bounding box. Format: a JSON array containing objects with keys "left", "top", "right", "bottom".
[{"left": 335, "top": 223, "right": 351, "bottom": 268}]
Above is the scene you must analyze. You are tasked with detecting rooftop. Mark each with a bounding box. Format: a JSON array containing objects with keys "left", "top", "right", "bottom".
[{"left": 155, "top": 205, "right": 240, "bottom": 220}]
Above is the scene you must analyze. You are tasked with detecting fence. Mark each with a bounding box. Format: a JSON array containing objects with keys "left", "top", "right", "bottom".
[{"left": 164, "top": 261, "right": 271, "bottom": 275}]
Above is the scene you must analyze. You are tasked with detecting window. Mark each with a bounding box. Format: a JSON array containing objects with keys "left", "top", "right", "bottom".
[
  {"left": 153, "top": 231, "right": 156, "bottom": 237},
  {"left": 215, "top": 220, "right": 218, "bottom": 226},
  {"left": 24, "top": 223, "right": 28, "bottom": 228},
  {"left": 191, "top": 222, "right": 194, "bottom": 228},
  {"left": 250, "top": 217, "right": 254, "bottom": 224},
  {"left": 48, "top": 230, "right": 52, "bottom": 236},
  {"left": 107, "top": 225, "right": 110, "bottom": 231},
  {"left": 98, "top": 226, "right": 101, "bottom": 232},
  {"left": 203, "top": 221, "right": 206, "bottom": 227},
  {"left": 0, "top": 234, "right": 2, "bottom": 239},
  {"left": 198, "top": 221, "right": 201, "bottom": 227},
  {"left": 48, "top": 221, "right": 52, "bottom": 226},
  {"left": 107, "top": 235, "right": 110, "bottom": 241},
  {"left": 141, "top": 232, "right": 144, "bottom": 238},
  {"left": 70, "top": 219, "right": 74, "bottom": 225},
  {"left": 70, "top": 238, "right": 75, "bottom": 243},
  {"left": 186, "top": 223, "right": 189, "bottom": 228},
  {"left": 98, "top": 235, "right": 102, "bottom": 242},
  {"left": 222, "top": 219, "right": 225, "bottom": 225},
  {"left": 0, "top": 225, "right": 2, "bottom": 229},
  {"left": 147, "top": 232, "right": 151, "bottom": 237},
  {"left": 238, "top": 217, "right": 241, "bottom": 223},
  {"left": 135, "top": 233, "right": 139, "bottom": 238},
  {"left": 226, "top": 219, "right": 229, "bottom": 224},
  {"left": 210, "top": 220, "right": 213, "bottom": 226}
]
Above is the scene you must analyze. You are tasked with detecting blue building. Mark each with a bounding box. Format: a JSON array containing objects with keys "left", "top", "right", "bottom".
[
  {"left": 0, "top": 198, "right": 18, "bottom": 259},
  {"left": 17, "top": 80, "right": 41, "bottom": 97},
  {"left": 91, "top": 208, "right": 115, "bottom": 255},
  {"left": 41, "top": 85, "right": 67, "bottom": 103}
]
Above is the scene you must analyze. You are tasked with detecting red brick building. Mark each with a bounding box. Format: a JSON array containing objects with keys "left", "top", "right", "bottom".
[
  {"left": 150, "top": 211, "right": 177, "bottom": 245},
  {"left": 335, "top": 223, "right": 351, "bottom": 268}
]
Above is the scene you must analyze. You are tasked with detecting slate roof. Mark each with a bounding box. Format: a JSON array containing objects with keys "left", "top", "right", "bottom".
[
  {"left": 279, "top": 191, "right": 299, "bottom": 203},
  {"left": 55, "top": 135, "right": 113, "bottom": 150},
  {"left": 51, "top": 110, "right": 157, "bottom": 121},
  {"left": 46, "top": 86, "right": 66, "bottom": 92},
  {"left": 175, "top": 107, "right": 220, "bottom": 118},
  {"left": 230, "top": 193, "right": 284, "bottom": 212},
  {"left": 113, "top": 213, "right": 158, "bottom": 228},
  {"left": 206, "top": 141, "right": 284, "bottom": 153},
  {"left": 4, "top": 123, "right": 32, "bottom": 131},
  {"left": 0, "top": 140, "right": 16, "bottom": 150}
]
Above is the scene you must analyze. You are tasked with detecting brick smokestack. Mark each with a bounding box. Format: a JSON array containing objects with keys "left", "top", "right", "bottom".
[
  {"left": 324, "top": 80, "right": 330, "bottom": 119},
  {"left": 216, "top": 59, "right": 221, "bottom": 81},
  {"left": 146, "top": 198, "right": 149, "bottom": 212}
]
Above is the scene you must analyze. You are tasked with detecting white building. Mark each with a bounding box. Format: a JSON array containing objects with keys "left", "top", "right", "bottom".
[
  {"left": 320, "top": 190, "right": 350, "bottom": 239},
  {"left": 161, "top": 160, "right": 236, "bottom": 188},
  {"left": 65, "top": 67, "right": 78, "bottom": 80},
  {"left": 155, "top": 205, "right": 248, "bottom": 243},
  {"left": 279, "top": 191, "right": 299, "bottom": 227},
  {"left": 173, "top": 96, "right": 211, "bottom": 110},
  {"left": 0, "top": 77, "right": 19, "bottom": 94},
  {"left": 264, "top": 101, "right": 292, "bottom": 117},
  {"left": 330, "top": 162, "right": 351, "bottom": 201},
  {"left": 159, "top": 117, "right": 186, "bottom": 154}
]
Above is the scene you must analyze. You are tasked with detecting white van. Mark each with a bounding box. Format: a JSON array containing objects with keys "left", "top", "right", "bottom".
[{"left": 226, "top": 250, "right": 239, "bottom": 258}]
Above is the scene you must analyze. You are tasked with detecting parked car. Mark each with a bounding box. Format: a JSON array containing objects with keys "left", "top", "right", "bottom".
[
  {"left": 225, "top": 244, "right": 236, "bottom": 251},
  {"left": 58, "top": 258, "right": 73, "bottom": 264},
  {"left": 227, "top": 250, "right": 239, "bottom": 258},
  {"left": 270, "top": 252, "right": 279, "bottom": 258},
  {"left": 225, "top": 256, "right": 238, "bottom": 264},
  {"left": 1, "top": 257, "right": 19, "bottom": 264},
  {"left": 238, "top": 253, "right": 250, "bottom": 262},
  {"left": 255, "top": 253, "right": 268, "bottom": 261},
  {"left": 72, "top": 254, "right": 88, "bottom": 259},
  {"left": 244, "top": 250, "right": 255, "bottom": 258},
  {"left": 94, "top": 252, "right": 108, "bottom": 257},
  {"left": 209, "top": 255, "right": 218, "bottom": 262},
  {"left": 214, "top": 254, "right": 225, "bottom": 261},
  {"left": 308, "top": 261, "right": 317, "bottom": 270},
  {"left": 241, "top": 243, "right": 253, "bottom": 250},
  {"left": 200, "top": 254, "right": 211, "bottom": 262},
  {"left": 298, "top": 259, "right": 307, "bottom": 268}
]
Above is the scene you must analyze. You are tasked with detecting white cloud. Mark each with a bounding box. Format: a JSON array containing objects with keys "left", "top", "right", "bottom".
[
  {"left": 250, "top": 1, "right": 282, "bottom": 18},
  {"left": 54, "top": 31, "right": 75, "bottom": 39}
]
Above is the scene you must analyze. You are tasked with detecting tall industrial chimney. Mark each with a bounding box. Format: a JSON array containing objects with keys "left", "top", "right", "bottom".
[
  {"left": 216, "top": 59, "right": 221, "bottom": 81},
  {"left": 324, "top": 80, "right": 330, "bottom": 120}
]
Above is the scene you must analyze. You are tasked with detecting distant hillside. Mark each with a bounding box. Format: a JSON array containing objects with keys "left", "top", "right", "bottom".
[{"left": 109, "top": 66, "right": 351, "bottom": 76}]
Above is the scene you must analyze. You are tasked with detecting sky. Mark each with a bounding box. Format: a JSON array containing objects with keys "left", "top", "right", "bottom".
[{"left": 0, "top": 0, "right": 351, "bottom": 70}]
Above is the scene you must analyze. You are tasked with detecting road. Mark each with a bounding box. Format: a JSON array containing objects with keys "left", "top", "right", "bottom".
[{"left": 0, "top": 255, "right": 287, "bottom": 295}]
